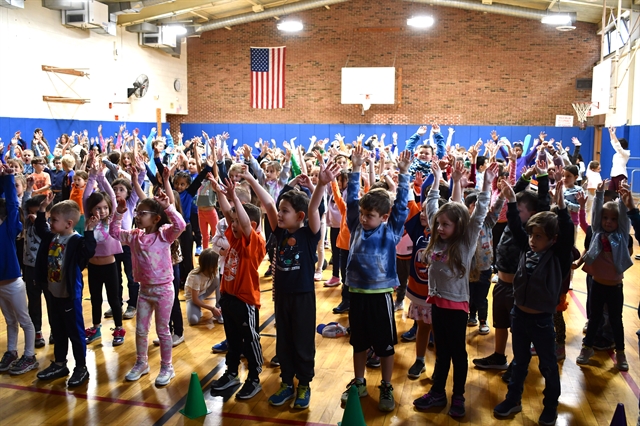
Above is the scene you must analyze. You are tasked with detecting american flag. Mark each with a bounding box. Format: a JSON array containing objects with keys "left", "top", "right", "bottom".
[{"left": 251, "top": 46, "right": 286, "bottom": 109}]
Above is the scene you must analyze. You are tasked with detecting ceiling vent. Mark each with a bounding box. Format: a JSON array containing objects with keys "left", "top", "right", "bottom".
[
  {"left": 108, "top": 1, "right": 143, "bottom": 15},
  {"left": 0, "top": 0, "right": 24, "bottom": 9},
  {"left": 61, "top": 0, "right": 109, "bottom": 30},
  {"left": 139, "top": 26, "right": 176, "bottom": 48},
  {"left": 126, "top": 22, "right": 159, "bottom": 33},
  {"left": 43, "top": 0, "right": 85, "bottom": 11}
]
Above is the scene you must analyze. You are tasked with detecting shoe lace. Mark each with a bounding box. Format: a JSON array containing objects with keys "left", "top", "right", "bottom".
[
  {"left": 275, "top": 383, "right": 292, "bottom": 395},
  {"left": 379, "top": 384, "right": 393, "bottom": 400},
  {"left": 1, "top": 352, "right": 15, "bottom": 364},
  {"left": 297, "top": 385, "right": 309, "bottom": 399},
  {"left": 12, "top": 356, "right": 29, "bottom": 369},
  {"left": 347, "top": 379, "right": 362, "bottom": 389},
  {"left": 451, "top": 397, "right": 464, "bottom": 408}
]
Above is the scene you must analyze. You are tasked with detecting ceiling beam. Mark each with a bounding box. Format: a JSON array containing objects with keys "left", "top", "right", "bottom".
[{"left": 116, "top": 0, "right": 216, "bottom": 25}]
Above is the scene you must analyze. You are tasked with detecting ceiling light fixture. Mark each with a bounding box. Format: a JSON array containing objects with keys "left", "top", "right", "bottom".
[
  {"left": 541, "top": 13, "right": 573, "bottom": 26},
  {"left": 165, "top": 24, "right": 187, "bottom": 35},
  {"left": 277, "top": 21, "right": 303, "bottom": 32},
  {"left": 407, "top": 16, "right": 434, "bottom": 28}
]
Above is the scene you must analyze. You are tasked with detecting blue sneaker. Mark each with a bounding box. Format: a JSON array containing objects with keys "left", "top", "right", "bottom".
[
  {"left": 294, "top": 385, "right": 311, "bottom": 409},
  {"left": 268, "top": 383, "right": 295, "bottom": 406},
  {"left": 195, "top": 246, "right": 203, "bottom": 256},
  {"left": 212, "top": 340, "right": 228, "bottom": 353},
  {"left": 85, "top": 326, "right": 101, "bottom": 343},
  {"left": 402, "top": 322, "right": 418, "bottom": 341}
]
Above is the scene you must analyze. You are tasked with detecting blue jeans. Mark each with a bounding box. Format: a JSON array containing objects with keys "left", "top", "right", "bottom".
[{"left": 507, "top": 306, "right": 560, "bottom": 409}]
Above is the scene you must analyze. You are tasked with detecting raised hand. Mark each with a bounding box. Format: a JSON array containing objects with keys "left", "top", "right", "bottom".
[
  {"left": 431, "top": 156, "right": 442, "bottom": 182},
  {"left": 356, "top": 133, "right": 365, "bottom": 144},
  {"left": 414, "top": 170, "right": 424, "bottom": 187},
  {"left": 97, "top": 124, "right": 102, "bottom": 133},
  {"left": 484, "top": 162, "right": 499, "bottom": 184},
  {"left": 26, "top": 175, "right": 35, "bottom": 189},
  {"left": 431, "top": 124, "right": 440, "bottom": 134},
  {"left": 392, "top": 132, "right": 398, "bottom": 142},
  {"left": 553, "top": 166, "right": 563, "bottom": 183},
  {"left": 318, "top": 161, "right": 341, "bottom": 186},
  {"left": 242, "top": 144, "right": 252, "bottom": 159},
  {"left": 351, "top": 144, "right": 366, "bottom": 170},
  {"left": 571, "top": 137, "right": 581, "bottom": 146},
  {"left": 297, "top": 174, "right": 314, "bottom": 191},
  {"left": 576, "top": 190, "right": 587, "bottom": 209},
  {"left": 397, "top": 150, "right": 412, "bottom": 174},
  {"left": 499, "top": 179, "right": 516, "bottom": 203},
  {"left": 335, "top": 133, "right": 345, "bottom": 143},
  {"left": 539, "top": 131, "right": 547, "bottom": 141},
  {"left": 597, "top": 178, "right": 610, "bottom": 192},
  {"left": 535, "top": 159, "right": 548, "bottom": 176},
  {"left": 86, "top": 215, "right": 100, "bottom": 231},
  {"left": 451, "top": 159, "right": 464, "bottom": 182},
  {"left": 490, "top": 130, "right": 499, "bottom": 141},
  {"left": 309, "top": 135, "right": 317, "bottom": 144},
  {"left": 155, "top": 189, "right": 170, "bottom": 209}
]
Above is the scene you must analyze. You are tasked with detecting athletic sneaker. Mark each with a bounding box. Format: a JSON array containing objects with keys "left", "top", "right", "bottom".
[
  {"left": 324, "top": 276, "right": 341, "bottom": 287},
  {"left": 37, "top": 361, "right": 69, "bottom": 380},
  {"left": 0, "top": 351, "right": 18, "bottom": 372},
  {"left": 35, "top": 332, "right": 46, "bottom": 349},
  {"left": 341, "top": 378, "right": 367, "bottom": 407},
  {"left": 333, "top": 301, "right": 350, "bottom": 314},
  {"left": 473, "top": 352, "right": 508, "bottom": 370},
  {"left": 413, "top": 391, "right": 447, "bottom": 410},
  {"left": 123, "top": 306, "right": 137, "bottom": 320},
  {"left": 294, "top": 385, "right": 311, "bottom": 409},
  {"left": 172, "top": 334, "right": 185, "bottom": 347},
  {"left": 491, "top": 275, "right": 499, "bottom": 283},
  {"left": 195, "top": 246, "right": 203, "bottom": 256},
  {"left": 635, "top": 254, "right": 640, "bottom": 260},
  {"left": 270, "top": 355, "right": 280, "bottom": 367},
  {"left": 407, "top": 359, "right": 426, "bottom": 379},
  {"left": 125, "top": 360, "right": 150, "bottom": 381},
  {"left": 212, "top": 340, "right": 228, "bottom": 353},
  {"left": 539, "top": 406, "right": 558, "bottom": 426},
  {"left": 85, "top": 326, "right": 101, "bottom": 343},
  {"left": 556, "top": 344, "right": 566, "bottom": 361},
  {"left": 378, "top": 382, "right": 395, "bottom": 412},
  {"left": 576, "top": 346, "right": 595, "bottom": 365},
  {"left": 366, "top": 348, "right": 380, "bottom": 368},
  {"left": 236, "top": 379, "right": 261, "bottom": 399},
  {"left": 268, "top": 383, "right": 295, "bottom": 406},
  {"left": 314, "top": 271, "right": 323, "bottom": 281},
  {"left": 401, "top": 323, "right": 418, "bottom": 341},
  {"left": 530, "top": 343, "right": 537, "bottom": 356},
  {"left": 479, "top": 321, "right": 490, "bottom": 335},
  {"left": 112, "top": 328, "right": 126, "bottom": 346},
  {"left": 393, "top": 299, "right": 404, "bottom": 312},
  {"left": 49, "top": 335, "right": 55, "bottom": 345},
  {"left": 217, "top": 315, "right": 224, "bottom": 324},
  {"left": 448, "top": 395, "right": 466, "bottom": 418},
  {"left": 583, "top": 320, "right": 589, "bottom": 334},
  {"left": 494, "top": 399, "right": 523, "bottom": 417},
  {"left": 211, "top": 371, "right": 240, "bottom": 391},
  {"left": 616, "top": 351, "right": 629, "bottom": 371},
  {"left": 68, "top": 366, "right": 89, "bottom": 387},
  {"left": 104, "top": 308, "right": 113, "bottom": 318},
  {"left": 467, "top": 316, "right": 478, "bottom": 327},
  {"left": 155, "top": 364, "right": 175, "bottom": 386},
  {"left": 9, "top": 355, "right": 39, "bottom": 375}
]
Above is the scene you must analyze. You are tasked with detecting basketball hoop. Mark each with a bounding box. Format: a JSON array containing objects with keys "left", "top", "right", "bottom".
[
  {"left": 361, "top": 94, "right": 372, "bottom": 116},
  {"left": 572, "top": 102, "right": 592, "bottom": 130}
]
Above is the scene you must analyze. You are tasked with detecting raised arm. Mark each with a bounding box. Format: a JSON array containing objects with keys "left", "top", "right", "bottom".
[{"left": 238, "top": 167, "right": 278, "bottom": 232}]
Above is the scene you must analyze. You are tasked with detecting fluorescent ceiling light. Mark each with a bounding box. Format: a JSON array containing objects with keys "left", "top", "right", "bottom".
[
  {"left": 407, "top": 16, "right": 434, "bottom": 28},
  {"left": 277, "top": 21, "right": 303, "bottom": 32},
  {"left": 165, "top": 25, "right": 187, "bottom": 35},
  {"left": 541, "top": 14, "right": 573, "bottom": 25}
]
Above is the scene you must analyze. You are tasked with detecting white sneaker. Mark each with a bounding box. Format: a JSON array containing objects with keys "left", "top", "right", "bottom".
[
  {"left": 155, "top": 364, "right": 175, "bottom": 386},
  {"left": 172, "top": 334, "right": 185, "bottom": 347},
  {"left": 217, "top": 315, "right": 224, "bottom": 324},
  {"left": 125, "top": 361, "right": 149, "bottom": 381},
  {"left": 491, "top": 275, "right": 499, "bottom": 284}
]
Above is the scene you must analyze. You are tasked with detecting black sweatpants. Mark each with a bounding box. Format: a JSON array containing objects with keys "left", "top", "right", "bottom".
[
  {"left": 275, "top": 291, "right": 316, "bottom": 386},
  {"left": 220, "top": 293, "right": 263, "bottom": 380},
  {"left": 190, "top": 210, "right": 202, "bottom": 247},
  {"left": 88, "top": 263, "right": 122, "bottom": 327},
  {"left": 115, "top": 245, "right": 139, "bottom": 309},
  {"left": 179, "top": 223, "right": 194, "bottom": 284},
  {"left": 431, "top": 304, "right": 468, "bottom": 397},
  {"left": 24, "top": 265, "right": 53, "bottom": 332},
  {"left": 50, "top": 296, "right": 86, "bottom": 368}
]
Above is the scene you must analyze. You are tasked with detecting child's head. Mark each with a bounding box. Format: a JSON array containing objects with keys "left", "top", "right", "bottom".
[
  {"left": 235, "top": 186, "right": 251, "bottom": 204},
  {"left": 337, "top": 170, "right": 348, "bottom": 191},
  {"left": 476, "top": 156, "right": 487, "bottom": 172},
  {"left": 73, "top": 171, "right": 88, "bottom": 188},
  {"left": 266, "top": 161, "right": 283, "bottom": 182},
  {"left": 112, "top": 178, "right": 132, "bottom": 202},
  {"left": 25, "top": 194, "right": 46, "bottom": 216},
  {"left": 562, "top": 165, "right": 579, "bottom": 188},
  {"left": 31, "top": 157, "right": 46, "bottom": 172},
  {"left": 120, "top": 151, "right": 134, "bottom": 169},
  {"left": 426, "top": 202, "right": 470, "bottom": 278},
  {"left": 22, "top": 149, "right": 34, "bottom": 164},
  {"left": 7, "top": 158, "right": 24, "bottom": 174},
  {"left": 526, "top": 211, "right": 558, "bottom": 253},
  {"left": 464, "top": 191, "right": 479, "bottom": 215},
  {"left": 619, "top": 138, "right": 628, "bottom": 150},
  {"left": 173, "top": 171, "right": 192, "bottom": 193},
  {"left": 309, "top": 166, "right": 320, "bottom": 185},
  {"left": 228, "top": 163, "right": 244, "bottom": 183},
  {"left": 416, "top": 144, "right": 433, "bottom": 162},
  {"left": 14, "top": 173, "right": 26, "bottom": 197},
  {"left": 61, "top": 154, "right": 76, "bottom": 171},
  {"left": 278, "top": 190, "right": 309, "bottom": 230},
  {"left": 187, "top": 157, "right": 198, "bottom": 174},
  {"left": 334, "top": 154, "right": 349, "bottom": 170},
  {"left": 512, "top": 141, "right": 524, "bottom": 158},
  {"left": 588, "top": 160, "right": 601, "bottom": 172},
  {"left": 358, "top": 188, "right": 391, "bottom": 231},
  {"left": 516, "top": 190, "right": 538, "bottom": 224},
  {"left": 601, "top": 201, "right": 619, "bottom": 233},
  {"left": 86, "top": 191, "right": 113, "bottom": 221},
  {"left": 151, "top": 138, "right": 165, "bottom": 152},
  {"left": 108, "top": 151, "right": 120, "bottom": 166},
  {"left": 53, "top": 156, "right": 63, "bottom": 171},
  {"left": 49, "top": 200, "right": 81, "bottom": 234},
  {"left": 135, "top": 198, "right": 169, "bottom": 233},
  {"left": 230, "top": 203, "right": 261, "bottom": 237},
  {"left": 195, "top": 248, "right": 219, "bottom": 278}
]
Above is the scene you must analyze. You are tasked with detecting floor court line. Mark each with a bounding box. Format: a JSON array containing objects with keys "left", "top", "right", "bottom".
[{"left": 568, "top": 290, "right": 640, "bottom": 399}]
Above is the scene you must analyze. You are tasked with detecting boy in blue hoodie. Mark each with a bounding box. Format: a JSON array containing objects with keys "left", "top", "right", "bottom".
[{"left": 339, "top": 146, "right": 411, "bottom": 412}]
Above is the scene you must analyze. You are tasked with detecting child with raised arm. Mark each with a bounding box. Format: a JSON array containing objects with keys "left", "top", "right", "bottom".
[
  {"left": 493, "top": 179, "right": 574, "bottom": 426},
  {"left": 413, "top": 160, "right": 497, "bottom": 418},
  {"left": 110, "top": 189, "right": 186, "bottom": 386},
  {"left": 607, "top": 126, "right": 630, "bottom": 191},
  {"left": 35, "top": 194, "right": 97, "bottom": 387},
  {"left": 208, "top": 174, "right": 266, "bottom": 400},
  {"left": 339, "top": 146, "right": 412, "bottom": 412}
]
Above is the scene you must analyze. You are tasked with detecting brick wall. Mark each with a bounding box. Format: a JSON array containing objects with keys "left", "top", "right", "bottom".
[{"left": 171, "top": 0, "right": 599, "bottom": 130}]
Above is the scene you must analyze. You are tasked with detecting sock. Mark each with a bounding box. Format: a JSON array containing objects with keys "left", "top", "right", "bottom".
[
  {"left": 355, "top": 377, "right": 365, "bottom": 383},
  {"left": 416, "top": 356, "right": 425, "bottom": 363}
]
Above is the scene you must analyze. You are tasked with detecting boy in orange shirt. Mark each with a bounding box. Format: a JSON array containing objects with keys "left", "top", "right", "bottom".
[
  {"left": 208, "top": 175, "right": 266, "bottom": 400},
  {"left": 69, "top": 170, "right": 88, "bottom": 235},
  {"left": 30, "top": 157, "right": 51, "bottom": 196}
]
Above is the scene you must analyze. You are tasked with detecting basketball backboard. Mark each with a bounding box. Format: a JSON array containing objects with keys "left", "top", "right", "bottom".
[{"left": 341, "top": 67, "right": 395, "bottom": 105}]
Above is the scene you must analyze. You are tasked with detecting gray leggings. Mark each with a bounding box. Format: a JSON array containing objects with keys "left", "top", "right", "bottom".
[
  {"left": 186, "top": 281, "right": 220, "bottom": 325},
  {"left": 0, "top": 278, "right": 36, "bottom": 356}
]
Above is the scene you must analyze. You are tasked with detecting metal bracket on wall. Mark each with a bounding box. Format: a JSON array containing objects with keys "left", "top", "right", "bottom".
[{"left": 42, "top": 65, "right": 90, "bottom": 105}]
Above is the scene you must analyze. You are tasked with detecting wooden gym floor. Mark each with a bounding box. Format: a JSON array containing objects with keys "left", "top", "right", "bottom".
[{"left": 0, "top": 228, "right": 639, "bottom": 426}]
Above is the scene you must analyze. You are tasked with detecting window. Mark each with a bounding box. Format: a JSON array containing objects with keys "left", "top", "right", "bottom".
[{"left": 603, "top": 16, "right": 630, "bottom": 57}]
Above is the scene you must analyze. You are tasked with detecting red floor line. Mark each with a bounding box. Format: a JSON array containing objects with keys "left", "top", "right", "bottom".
[
  {"left": 0, "top": 382, "right": 170, "bottom": 409},
  {"left": 221, "top": 412, "right": 334, "bottom": 426},
  {"left": 568, "top": 290, "right": 640, "bottom": 400}
]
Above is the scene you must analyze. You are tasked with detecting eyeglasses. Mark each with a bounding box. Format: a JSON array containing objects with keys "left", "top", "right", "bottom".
[{"left": 134, "top": 210, "right": 159, "bottom": 217}]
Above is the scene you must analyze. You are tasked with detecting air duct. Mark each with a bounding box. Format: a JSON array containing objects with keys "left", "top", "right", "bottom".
[
  {"left": 196, "top": 0, "right": 349, "bottom": 33},
  {"left": 404, "top": 0, "right": 576, "bottom": 22},
  {"left": 0, "top": 0, "right": 24, "bottom": 9}
]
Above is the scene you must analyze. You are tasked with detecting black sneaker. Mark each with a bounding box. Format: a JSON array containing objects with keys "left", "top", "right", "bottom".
[
  {"left": 49, "top": 335, "right": 55, "bottom": 345},
  {"left": 407, "top": 359, "right": 426, "bottom": 379},
  {"left": 413, "top": 391, "right": 447, "bottom": 411},
  {"left": 472, "top": 352, "right": 508, "bottom": 370},
  {"left": 35, "top": 332, "right": 46, "bottom": 349},
  {"left": 501, "top": 362, "right": 513, "bottom": 383},
  {"left": 37, "top": 361, "right": 69, "bottom": 380},
  {"left": 236, "top": 378, "right": 261, "bottom": 400},
  {"left": 9, "top": 355, "right": 39, "bottom": 375},
  {"left": 211, "top": 371, "right": 240, "bottom": 391},
  {"left": 0, "top": 351, "right": 18, "bottom": 372},
  {"left": 448, "top": 395, "right": 466, "bottom": 418},
  {"left": 494, "top": 398, "right": 522, "bottom": 417},
  {"left": 593, "top": 339, "right": 615, "bottom": 351},
  {"left": 538, "top": 406, "right": 558, "bottom": 426},
  {"left": 270, "top": 355, "right": 280, "bottom": 367},
  {"left": 68, "top": 366, "right": 89, "bottom": 387},
  {"left": 333, "top": 301, "right": 350, "bottom": 314}
]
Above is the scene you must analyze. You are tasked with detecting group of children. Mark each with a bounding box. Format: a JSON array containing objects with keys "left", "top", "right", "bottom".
[{"left": 0, "top": 124, "right": 637, "bottom": 424}]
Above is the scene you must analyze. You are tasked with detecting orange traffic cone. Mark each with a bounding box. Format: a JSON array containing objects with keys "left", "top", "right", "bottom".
[{"left": 179, "top": 372, "right": 212, "bottom": 419}]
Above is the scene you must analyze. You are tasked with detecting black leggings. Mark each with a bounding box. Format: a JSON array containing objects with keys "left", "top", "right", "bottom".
[
  {"left": 88, "top": 262, "right": 122, "bottom": 327},
  {"left": 169, "top": 264, "right": 184, "bottom": 337},
  {"left": 431, "top": 305, "right": 468, "bottom": 396},
  {"left": 179, "top": 223, "right": 194, "bottom": 283},
  {"left": 330, "top": 227, "right": 340, "bottom": 278}
]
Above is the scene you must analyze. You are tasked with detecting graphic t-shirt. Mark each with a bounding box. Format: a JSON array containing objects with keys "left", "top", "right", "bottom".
[
  {"left": 47, "top": 233, "right": 75, "bottom": 298},
  {"left": 221, "top": 227, "right": 265, "bottom": 308},
  {"left": 273, "top": 225, "right": 321, "bottom": 294},
  {"left": 405, "top": 211, "right": 431, "bottom": 306}
]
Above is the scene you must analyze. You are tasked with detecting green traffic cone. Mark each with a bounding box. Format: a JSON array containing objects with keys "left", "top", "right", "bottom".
[
  {"left": 179, "top": 372, "right": 212, "bottom": 419},
  {"left": 338, "top": 384, "right": 366, "bottom": 426}
]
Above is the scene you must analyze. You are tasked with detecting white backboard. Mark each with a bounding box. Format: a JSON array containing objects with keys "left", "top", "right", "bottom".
[
  {"left": 591, "top": 58, "right": 611, "bottom": 115},
  {"left": 341, "top": 67, "right": 395, "bottom": 105}
]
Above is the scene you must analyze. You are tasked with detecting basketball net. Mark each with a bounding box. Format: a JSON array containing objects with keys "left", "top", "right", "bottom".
[{"left": 572, "top": 102, "right": 592, "bottom": 130}]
